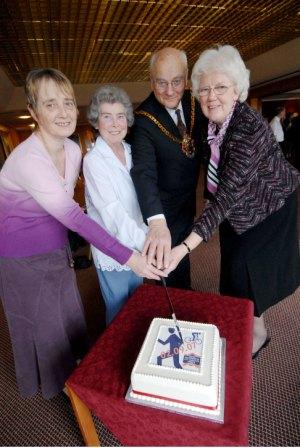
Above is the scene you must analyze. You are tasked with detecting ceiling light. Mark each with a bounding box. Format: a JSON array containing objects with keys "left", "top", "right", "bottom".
[
  {"left": 18, "top": 115, "right": 31, "bottom": 119},
  {"left": 29, "top": 123, "right": 35, "bottom": 128}
]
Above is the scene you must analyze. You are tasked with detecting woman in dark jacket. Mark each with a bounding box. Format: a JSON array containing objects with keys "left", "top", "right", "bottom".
[{"left": 164, "top": 45, "right": 300, "bottom": 358}]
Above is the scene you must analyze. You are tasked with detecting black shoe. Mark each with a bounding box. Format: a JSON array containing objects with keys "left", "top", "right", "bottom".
[{"left": 252, "top": 337, "right": 271, "bottom": 360}]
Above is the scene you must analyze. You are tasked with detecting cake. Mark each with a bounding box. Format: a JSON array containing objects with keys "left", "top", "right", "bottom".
[{"left": 129, "top": 318, "right": 223, "bottom": 416}]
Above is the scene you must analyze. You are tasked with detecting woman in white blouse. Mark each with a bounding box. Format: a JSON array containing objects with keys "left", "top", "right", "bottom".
[{"left": 83, "top": 85, "right": 147, "bottom": 325}]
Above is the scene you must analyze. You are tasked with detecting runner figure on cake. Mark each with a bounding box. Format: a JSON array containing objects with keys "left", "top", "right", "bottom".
[{"left": 157, "top": 327, "right": 183, "bottom": 369}]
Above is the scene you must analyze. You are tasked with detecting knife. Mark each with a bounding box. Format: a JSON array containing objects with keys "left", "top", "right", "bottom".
[{"left": 161, "top": 276, "right": 183, "bottom": 343}]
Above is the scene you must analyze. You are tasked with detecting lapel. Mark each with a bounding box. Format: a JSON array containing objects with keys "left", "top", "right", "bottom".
[
  {"left": 181, "top": 90, "right": 192, "bottom": 132},
  {"left": 94, "top": 136, "right": 130, "bottom": 175},
  {"left": 219, "top": 102, "right": 244, "bottom": 168},
  {"left": 150, "top": 93, "right": 180, "bottom": 138}
]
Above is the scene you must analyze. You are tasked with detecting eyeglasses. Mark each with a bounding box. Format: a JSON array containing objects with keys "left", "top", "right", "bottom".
[
  {"left": 198, "top": 85, "right": 233, "bottom": 97},
  {"left": 154, "top": 77, "right": 185, "bottom": 91}
]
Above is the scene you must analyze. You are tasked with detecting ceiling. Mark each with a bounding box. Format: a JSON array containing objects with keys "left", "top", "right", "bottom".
[
  {"left": 0, "top": 0, "right": 300, "bottom": 131},
  {"left": 1, "top": 0, "right": 300, "bottom": 87}
]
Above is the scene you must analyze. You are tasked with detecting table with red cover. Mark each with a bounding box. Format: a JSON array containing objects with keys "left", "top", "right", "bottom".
[{"left": 67, "top": 284, "right": 253, "bottom": 446}]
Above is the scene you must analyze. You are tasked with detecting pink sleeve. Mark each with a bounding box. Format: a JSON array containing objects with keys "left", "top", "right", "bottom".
[{"left": 16, "top": 150, "right": 132, "bottom": 265}]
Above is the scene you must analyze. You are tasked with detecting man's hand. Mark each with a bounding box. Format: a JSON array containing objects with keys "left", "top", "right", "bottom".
[
  {"left": 142, "top": 219, "right": 171, "bottom": 269},
  {"left": 127, "top": 252, "right": 167, "bottom": 280}
]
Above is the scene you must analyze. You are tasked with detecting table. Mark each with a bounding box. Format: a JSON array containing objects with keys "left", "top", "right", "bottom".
[{"left": 66, "top": 284, "right": 253, "bottom": 446}]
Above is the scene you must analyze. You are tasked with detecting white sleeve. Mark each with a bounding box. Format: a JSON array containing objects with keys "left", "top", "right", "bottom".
[
  {"left": 269, "top": 118, "right": 280, "bottom": 142},
  {"left": 83, "top": 155, "right": 147, "bottom": 251}
]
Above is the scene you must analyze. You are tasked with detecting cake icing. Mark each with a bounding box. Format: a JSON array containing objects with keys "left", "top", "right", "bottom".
[
  {"left": 130, "top": 318, "right": 221, "bottom": 410},
  {"left": 131, "top": 318, "right": 221, "bottom": 410}
]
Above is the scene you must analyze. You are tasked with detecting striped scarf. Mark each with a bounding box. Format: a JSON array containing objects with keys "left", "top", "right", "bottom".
[{"left": 207, "top": 103, "right": 236, "bottom": 194}]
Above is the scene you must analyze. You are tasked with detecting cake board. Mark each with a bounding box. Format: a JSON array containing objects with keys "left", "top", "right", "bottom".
[{"left": 125, "top": 338, "right": 226, "bottom": 424}]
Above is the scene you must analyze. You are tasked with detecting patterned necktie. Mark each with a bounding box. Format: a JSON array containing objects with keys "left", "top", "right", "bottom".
[{"left": 175, "top": 109, "right": 186, "bottom": 137}]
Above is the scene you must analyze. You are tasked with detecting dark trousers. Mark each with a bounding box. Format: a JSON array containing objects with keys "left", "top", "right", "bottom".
[
  {"left": 163, "top": 216, "right": 193, "bottom": 289},
  {"left": 165, "top": 255, "right": 191, "bottom": 289}
]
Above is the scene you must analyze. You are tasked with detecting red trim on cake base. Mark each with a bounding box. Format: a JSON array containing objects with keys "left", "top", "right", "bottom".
[{"left": 132, "top": 389, "right": 218, "bottom": 410}]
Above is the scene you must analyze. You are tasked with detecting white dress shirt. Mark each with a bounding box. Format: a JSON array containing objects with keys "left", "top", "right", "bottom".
[
  {"left": 165, "top": 101, "right": 186, "bottom": 126},
  {"left": 83, "top": 136, "right": 147, "bottom": 271},
  {"left": 269, "top": 115, "right": 284, "bottom": 143}
]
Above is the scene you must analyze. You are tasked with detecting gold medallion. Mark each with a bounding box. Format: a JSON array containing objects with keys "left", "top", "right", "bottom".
[
  {"left": 135, "top": 94, "right": 196, "bottom": 159},
  {"left": 181, "top": 135, "right": 195, "bottom": 158}
]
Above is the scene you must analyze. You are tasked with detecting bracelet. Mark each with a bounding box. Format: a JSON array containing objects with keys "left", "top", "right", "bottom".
[{"left": 182, "top": 241, "right": 191, "bottom": 253}]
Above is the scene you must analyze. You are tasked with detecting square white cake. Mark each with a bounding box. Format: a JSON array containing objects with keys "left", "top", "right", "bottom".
[{"left": 130, "top": 318, "right": 221, "bottom": 411}]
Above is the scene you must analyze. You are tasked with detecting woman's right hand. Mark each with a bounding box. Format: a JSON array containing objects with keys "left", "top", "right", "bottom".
[
  {"left": 127, "top": 252, "right": 167, "bottom": 280},
  {"left": 163, "top": 244, "right": 188, "bottom": 276}
]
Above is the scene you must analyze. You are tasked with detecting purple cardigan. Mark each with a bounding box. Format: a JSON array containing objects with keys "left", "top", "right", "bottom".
[
  {"left": 0, "top": 133, "right": 132, "bottom": 264},
  {"left": 193, "top": 102, "right": 300, "bottom": 242}
]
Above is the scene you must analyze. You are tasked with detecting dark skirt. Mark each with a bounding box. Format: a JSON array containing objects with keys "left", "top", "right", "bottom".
[
  {"left": 0, "top": 246, "right": 89, "bottom": 399},
  {"left": 219, "top": 191, "right": 300, "bottom": 316}
]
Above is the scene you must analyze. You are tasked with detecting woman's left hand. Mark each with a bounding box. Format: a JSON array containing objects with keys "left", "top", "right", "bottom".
[{"left": 163, "top": 244, "right": 188, "bottom": 276}]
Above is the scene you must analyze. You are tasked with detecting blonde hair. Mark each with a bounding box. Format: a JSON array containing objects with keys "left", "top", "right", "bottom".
[{"left": 25, "top": 68, "right": 76, "bottom": 111}]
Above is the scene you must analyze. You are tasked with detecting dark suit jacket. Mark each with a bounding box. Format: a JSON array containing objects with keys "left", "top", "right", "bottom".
[
  {"left": 130, "top": 90, "right": 205, "bottom": 244},
  {"left": 193, "top": 101, "right": 300, "bottom": 242}
]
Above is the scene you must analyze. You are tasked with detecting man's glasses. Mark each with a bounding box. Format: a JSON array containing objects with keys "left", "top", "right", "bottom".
[
  {"left": 198, "top": 85, "right": 233, "bottom": 97},
  {"left": 154, "top": 77, "right": 185, "bottom": 91}
]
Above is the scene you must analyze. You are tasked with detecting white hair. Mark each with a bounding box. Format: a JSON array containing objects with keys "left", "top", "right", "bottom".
[
  {"left": 191, "top": 45, "right": 250, "bottom": 102},
  {"left": 149, "top": 48, "right": 188, "bottom": 75},
  {"left": 87, "top": 84, "right": 134, "bottom": 128}
]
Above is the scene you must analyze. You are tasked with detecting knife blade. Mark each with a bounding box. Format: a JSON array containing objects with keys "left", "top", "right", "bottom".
[{"left": 161, "top": 276, "right": 183, "bottom": 343}]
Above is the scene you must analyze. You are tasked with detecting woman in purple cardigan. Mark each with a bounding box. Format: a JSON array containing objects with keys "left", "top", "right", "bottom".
[
  {"left": 164, "top": 45, "right": 300, "bottom": 359},
  {"left": 0, "top": 68, "right": 164, "bottom": 399}
]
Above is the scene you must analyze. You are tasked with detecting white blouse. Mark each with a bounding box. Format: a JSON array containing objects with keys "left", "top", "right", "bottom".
[{"left": 83, "top": 136, "right": 147, "bottom": 271}]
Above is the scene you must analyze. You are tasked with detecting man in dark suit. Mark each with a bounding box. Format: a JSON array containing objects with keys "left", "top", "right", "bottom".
[{"left": 130, "top": 47, "right": 204, "bottom": 289}]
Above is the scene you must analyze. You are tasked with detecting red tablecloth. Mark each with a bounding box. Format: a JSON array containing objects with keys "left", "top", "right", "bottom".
[{"left": 67, "top": 284, "right": 253, "bottom": 446}]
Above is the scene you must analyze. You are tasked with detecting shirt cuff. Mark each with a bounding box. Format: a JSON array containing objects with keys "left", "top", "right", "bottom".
[{"left": 147, "top": 214, "right": 166, "bottom": 224}]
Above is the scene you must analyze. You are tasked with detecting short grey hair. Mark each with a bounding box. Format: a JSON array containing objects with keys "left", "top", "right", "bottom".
[
  {"left": 87, "top": 84, "right": 134, "bottom": 128},
  {"left": 191, "top": 45, "right": 250, "bottom": 102},
  {"left": 149, "top": 48, "right": 188, "bottom": 75}
]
